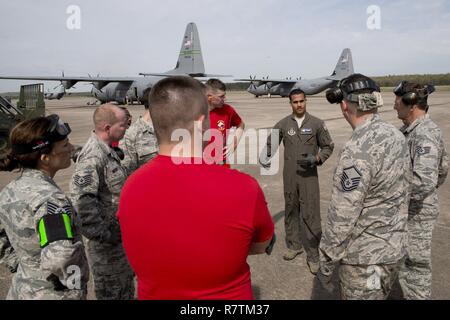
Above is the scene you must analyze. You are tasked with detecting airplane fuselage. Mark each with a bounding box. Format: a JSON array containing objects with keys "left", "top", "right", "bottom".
[
  {"left": 243, "top": 48, "right": 353, "bottom": 98},
  {"left": 0, "top": 23, "right": 217, "bottom": 106},
  {"left": 247, "top": 78, "right": 336, "bottom": 97},
  {"left": 247, "top": 84, "right": 269, "bottom": 97},
  {"left": 91, "top": 76, "right": 165, "bottom": 104},
  {"left": 292, "top": 77, "right": 336, "bottom": 95}
]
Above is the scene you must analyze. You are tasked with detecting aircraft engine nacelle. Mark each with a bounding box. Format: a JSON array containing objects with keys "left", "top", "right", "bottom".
[
  {"left": 61, "top": 80, "right": 77, "bottom": 89},
  {"left": 248, "top": 84, "right": 269, "bottom": 96},
  {"left": 91, "top": 87, "right": 108, "bottom": 103},
  {"left": 93, "top": 81, "right": 109, "bottom": 90}
]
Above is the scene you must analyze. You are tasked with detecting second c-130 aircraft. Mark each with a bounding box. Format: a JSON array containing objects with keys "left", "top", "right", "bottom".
[
  {"left": 0, "top": 22, "right": 228, "bottom": 104},
  {"left": 236, "top": 48, "right": 354, "bottom": 97}
]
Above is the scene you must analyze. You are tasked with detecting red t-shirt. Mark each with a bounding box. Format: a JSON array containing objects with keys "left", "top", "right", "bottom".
[
  {"left": 206, "top": 104, "right": 242, "bottom": 163},
  {"left": 117, "top": 155, "right": 274, "bottom": 300}
]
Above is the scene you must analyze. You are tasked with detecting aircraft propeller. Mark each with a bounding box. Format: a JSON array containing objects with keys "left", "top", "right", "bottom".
[{"left": 248, "top": 75, "right": 258, "bottom": 90}]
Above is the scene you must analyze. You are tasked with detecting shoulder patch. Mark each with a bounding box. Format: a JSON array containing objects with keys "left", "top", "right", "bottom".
[
  {"left": 340, "top": 166, "right": 362, "bottom": 192},
  {"left": 73, "top": 174, "right": 93, "bottom": 188},
  {"left": 39, "top": 202, "right": 74, "bottom": 248},
  {"left": 415, "top": 146, "right": 431, "bottom": 156},
  {"left": 47, "top": 202, "right": 73, "bottom": 216}
]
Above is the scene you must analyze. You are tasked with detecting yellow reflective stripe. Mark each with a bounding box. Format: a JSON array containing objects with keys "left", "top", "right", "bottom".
[
  {"left": 62, "top": 213, "right": 73, "bottom": 239},
  {"left": 38, "top": 218, "right": 48, "bottom": 247},
  {"left": 179, "top": 50, "right": 201, "bottom": 55}
]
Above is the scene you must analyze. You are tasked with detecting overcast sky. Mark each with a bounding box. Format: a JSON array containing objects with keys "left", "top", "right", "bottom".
[{"left": 1, "top": 0, "right": 449, "bottom": 92}]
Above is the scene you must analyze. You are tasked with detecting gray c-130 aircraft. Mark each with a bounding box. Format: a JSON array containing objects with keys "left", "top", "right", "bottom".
[
  {"left": 0, "top": 22, "right": 229, "bottom": 104},
  {"left": 236, "top": 48, "right": 354, "bottom": 97}
]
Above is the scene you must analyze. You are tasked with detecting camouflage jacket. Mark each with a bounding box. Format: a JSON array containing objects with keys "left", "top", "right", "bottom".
[
  {"left": 320, "top": 114, "right": 410, "bottom": 268},
  {"left": 400, "top": 114, "right": 449, "bottom": 221},
  {"left": 0, "top": 169, "right": 89, "bottom": 299},
  {"left": 0, "top": 221, "right": 18, "bottom": 273},
  {"left": 70, "top": 132, "right": 127, "bottom": 247},
  {"left": 119, "top": 116, "right": 158, "bottom": 175}
]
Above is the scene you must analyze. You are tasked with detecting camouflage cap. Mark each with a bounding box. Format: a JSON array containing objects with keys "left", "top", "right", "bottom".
[{"left": 346, "top": 91, "right": 384, "bottom": 111}]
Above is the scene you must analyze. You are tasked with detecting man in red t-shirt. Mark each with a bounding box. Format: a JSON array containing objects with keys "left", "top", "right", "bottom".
[
  {"left": 205, "top": 79, "right": 245, "bottom": 167},
  {"left": 117, "top": 76, "right": 275, "bottom": 300}
]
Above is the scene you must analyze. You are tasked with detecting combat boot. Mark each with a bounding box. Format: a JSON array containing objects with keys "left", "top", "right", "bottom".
[
  {"left": 307, "top": 259, "right": 320, "bottom": 275},
  {"left": 283, "top": 248, "right": 304, "bottom": 261}
]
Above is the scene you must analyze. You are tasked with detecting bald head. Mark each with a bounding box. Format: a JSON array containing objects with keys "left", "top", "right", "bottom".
[
  {"left": 93, "top": 104, "right": 126, "bottom": 131},
  {"left": 92, "top": 104, "right": 129, "bottom": 144}
]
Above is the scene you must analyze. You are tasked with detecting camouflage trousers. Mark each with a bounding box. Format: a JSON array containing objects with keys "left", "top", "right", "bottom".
[
  {"left": 398, "top": 219, "right": 435, "bottom": 300},
  {"left": 284, "top": 179, "right": 321, "bottom": 262},
  {"left": 86, "top": 240, "right": 135, "bottom": 300},
  {"left": 339, "top": 260, "right": 404, "bottom": 300}
]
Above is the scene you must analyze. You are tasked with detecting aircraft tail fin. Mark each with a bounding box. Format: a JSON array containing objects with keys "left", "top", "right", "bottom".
[
  {"left": 167, "top": 22, "right": 205, "bottom": 76},
  {"left": 327, "top": 48, "right": 354, "bottom": 81}
]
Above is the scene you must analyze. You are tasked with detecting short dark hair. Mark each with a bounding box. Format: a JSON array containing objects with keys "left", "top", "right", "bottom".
[
  {"left": 149, "top": 76, "right": 208, "bottom": 144},
  {"left": 205, "top": 78, "right": 226, "bottom": 92},
  {"left": 289, "top": 89, "right": 306, "bottom": 101},
  {"left": 142, "top": 86, "right": 152, "bottom": 109}
]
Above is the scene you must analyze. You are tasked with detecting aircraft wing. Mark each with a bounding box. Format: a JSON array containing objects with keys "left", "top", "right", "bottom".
[
  {"left": 0, "top": 75, "right": 135, "bottom": 90},
  {"left": 0, "top": 75, "right": 135, "bottom": 83},
  {"left": 234, "top": 78, "right": 298, "bottom": 84},
  {"left": 139, "top": 72, "right": 232, "bottom": 78}
]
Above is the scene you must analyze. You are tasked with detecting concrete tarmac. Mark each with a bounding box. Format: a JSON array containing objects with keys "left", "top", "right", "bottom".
[{"left": 1, "top": 91, "right": 449, "bottom": 299}]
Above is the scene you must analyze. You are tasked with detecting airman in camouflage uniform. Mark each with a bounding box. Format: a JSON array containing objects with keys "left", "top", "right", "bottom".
[
  {"left": 0, "top": 170, "right": 89, "bottom": 299},
  {"left": 319, "top": 74, "right": 410, "bottom": 299},
  {"left": 0, "top": 115, "right": 89, "bottom": 299},
  {"left": 260, "top": 89, "right": 334, "bottom": 271},
  {"left": 393, "top": 81, "right": 449, "bottom": 300},
  {"left": 70, "top": 104, "right": 134, "bottom": 300},
  {"left": 119, "top": 116, "right": 158, "bottom": 175}
]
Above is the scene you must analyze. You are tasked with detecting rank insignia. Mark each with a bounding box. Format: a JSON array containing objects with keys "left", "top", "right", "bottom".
[{"left": 341, "top": 166, "right": 362, "bottom": 192}]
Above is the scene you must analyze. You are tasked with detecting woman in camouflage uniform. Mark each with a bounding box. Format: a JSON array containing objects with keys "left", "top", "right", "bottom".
[{"left": 0, "top": 115, "right": 89, "bottom": 299}]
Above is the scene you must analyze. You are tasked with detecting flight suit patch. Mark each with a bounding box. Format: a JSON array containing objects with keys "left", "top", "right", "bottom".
[
  {"left": 300, "top": 128, "right": 312, "bottom": 135},
  {"left": 287, "top": 128, "right": 296, "bottom": 136}
]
